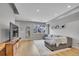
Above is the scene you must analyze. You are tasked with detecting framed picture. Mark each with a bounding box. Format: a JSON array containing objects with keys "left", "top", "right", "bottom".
[{"left": 33, "top": 24, "right": 46, "bottom": 33}]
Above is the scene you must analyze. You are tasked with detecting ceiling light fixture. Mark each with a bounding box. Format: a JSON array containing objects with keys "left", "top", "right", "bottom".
[
  {"left": 36, "top": 9, "right": 40, "bottom": 12},
  {"left": 67, "top": 5, "right": 71, "bottom": 8}
]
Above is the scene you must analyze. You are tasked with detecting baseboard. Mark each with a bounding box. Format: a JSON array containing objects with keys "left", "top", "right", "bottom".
[{"left": 72, "top": 46, "right": 79, "bottom": 49}]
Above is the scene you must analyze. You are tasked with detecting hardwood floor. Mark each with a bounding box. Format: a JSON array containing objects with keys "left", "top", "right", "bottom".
[
  {"left": 15, "top": 40, "right": 79, "bottom": 56},
  {"left": 49, "top": 48, "right": 79, "bottom": 56},
  {"left": 15, "top": 40, "right": 40, "bottom": 56}
]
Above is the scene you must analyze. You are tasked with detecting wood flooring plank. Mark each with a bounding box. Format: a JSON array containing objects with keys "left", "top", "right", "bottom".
[{"left": 49, "top": 48, "right": 79, "bottom": 56}]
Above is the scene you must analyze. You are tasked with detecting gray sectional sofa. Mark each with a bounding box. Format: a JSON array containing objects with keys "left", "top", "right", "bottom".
[{"left": 44, "top": 37, "right": 72, "bottom": 51}]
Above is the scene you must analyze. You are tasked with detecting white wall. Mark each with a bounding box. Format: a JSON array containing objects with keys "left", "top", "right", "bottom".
[
  {"left": 15, "top": 21, "right": 48, "bottom": 40},
  {"left": 0, "top": 3, "right": 15, "bottom": 43},
  {"left": 50, "top": 20, "right": 79, "bottom": 48}
]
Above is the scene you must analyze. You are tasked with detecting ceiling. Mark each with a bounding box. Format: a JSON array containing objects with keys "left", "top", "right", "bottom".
[{"left": 15, "top": 3, "right": 79, "bottom": 22}]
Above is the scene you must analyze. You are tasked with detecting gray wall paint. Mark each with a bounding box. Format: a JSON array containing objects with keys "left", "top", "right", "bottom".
[
  {"left": 49, "top": 9, "right": 79, "bottom": 48},
  {"left": 50, "top": 20, "right": 79, "bottom": 48},
  {"left": 0, "top": 3, "right": 15, "bottom": 43},
  {"left": 15, "top": 21, "right": 48, "bottom": 40},
  {"left": 48, "top": 11, "right": 79, "bottom": 27}
]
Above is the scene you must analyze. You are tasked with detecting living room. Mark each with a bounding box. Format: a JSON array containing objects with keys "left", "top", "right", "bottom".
[{"left": 0, "top": 3, "right": 79, "bottom": 56}]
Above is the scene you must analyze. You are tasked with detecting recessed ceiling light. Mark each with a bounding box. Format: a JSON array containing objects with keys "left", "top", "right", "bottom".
[
  {"left": 36, "top": 9, "right": 40, "bottom": 12},
  {"left": 67, "top": 5, "right": 71, "bottom": 8}
]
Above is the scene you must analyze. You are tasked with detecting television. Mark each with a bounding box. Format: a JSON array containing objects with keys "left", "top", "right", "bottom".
[{"left": 9, "top": 22, "right": 19, "bottom": 40}]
